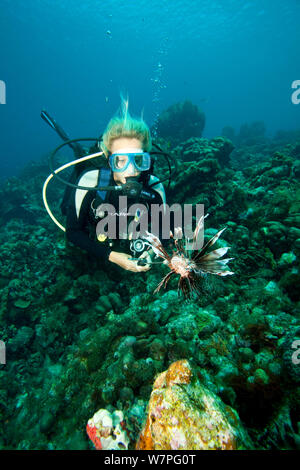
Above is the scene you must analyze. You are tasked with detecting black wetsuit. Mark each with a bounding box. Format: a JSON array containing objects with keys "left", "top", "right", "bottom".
[{"left": 65, "top": 169, "right": 166, "bottom": 262}]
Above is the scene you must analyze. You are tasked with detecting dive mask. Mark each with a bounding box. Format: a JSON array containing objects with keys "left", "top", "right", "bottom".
[{"left": 109, "top": 149, "right": 151, "bottom": 173}]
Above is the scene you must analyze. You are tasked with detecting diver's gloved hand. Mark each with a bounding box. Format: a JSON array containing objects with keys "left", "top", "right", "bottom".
[{"left": 108, "top": 251, "right": 151, "bottom": 273}]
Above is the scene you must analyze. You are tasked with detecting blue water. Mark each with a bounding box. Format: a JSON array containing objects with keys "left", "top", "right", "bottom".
[{"left": 0, "top": 0, "right": 299, "bottom": 179}]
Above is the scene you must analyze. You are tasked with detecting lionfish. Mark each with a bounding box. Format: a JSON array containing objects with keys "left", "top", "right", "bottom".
[{"left": 143, "top": 214, "right": 234, "bottom": 299}]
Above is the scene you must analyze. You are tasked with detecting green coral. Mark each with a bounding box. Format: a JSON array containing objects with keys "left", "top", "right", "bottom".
[{"left": 155, "top": 101, "right": 205, "bottom": 145}]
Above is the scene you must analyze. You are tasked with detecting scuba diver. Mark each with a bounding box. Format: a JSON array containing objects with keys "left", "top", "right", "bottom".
[{"left": 42, "top": 99, "right": 175, "bottom": 273}]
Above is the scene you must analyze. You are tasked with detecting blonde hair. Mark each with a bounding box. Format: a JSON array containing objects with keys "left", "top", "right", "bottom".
[{"left": 101, "top": 97, "right": 152, "bottom": 155}]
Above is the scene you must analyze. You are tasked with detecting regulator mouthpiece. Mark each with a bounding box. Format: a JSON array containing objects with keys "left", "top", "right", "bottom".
[{"left": 121, "top": 180, "right": 142, "bottom": 197}]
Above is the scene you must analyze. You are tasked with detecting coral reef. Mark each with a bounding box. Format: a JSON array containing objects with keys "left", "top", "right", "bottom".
[
  {"left": 0, "top": 128, "right": 300, "bottom": 450},
  {"left": 222, "top": 121, "right": 266, "bottom": 148},
  {"left": 174, "top": 136, "right": 234, "bottom": 166},
  {"left": 154, "top": 100, "right": 205, "bottom": 145}
]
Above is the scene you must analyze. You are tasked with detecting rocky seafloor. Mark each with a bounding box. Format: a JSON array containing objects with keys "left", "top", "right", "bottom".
[{"left": 0, "top": 132, "right": 299, "bottom": 450}]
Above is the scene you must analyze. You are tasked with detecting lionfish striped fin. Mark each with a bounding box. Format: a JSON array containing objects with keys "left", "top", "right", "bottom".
[
  {"left": 197, "top": 246, "right": 230, "bottom": 261},
  {"left": 192, "top": 227, "right": 227, "bottom": 261},
  {"left": 197, "top": 258, "right": 234, "bottom": 275},
  {"left": 191, "top": 214, "right": 209, "bottom": 251}
]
